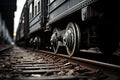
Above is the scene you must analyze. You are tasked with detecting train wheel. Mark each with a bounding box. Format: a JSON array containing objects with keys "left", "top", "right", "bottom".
[
  {"left": 51, "top": 28, "right": 60, "bottom": 53},
  {"left": 36, "top": 36, "right": 41, "bottom": 50},
  {"left": 64, "top": 22, "right": 81, "bottom": 56}
]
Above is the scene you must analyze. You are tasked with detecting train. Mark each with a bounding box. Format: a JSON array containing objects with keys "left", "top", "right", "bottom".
[{"left": 16, "top": 0, "right": 120, "bottom": 56}]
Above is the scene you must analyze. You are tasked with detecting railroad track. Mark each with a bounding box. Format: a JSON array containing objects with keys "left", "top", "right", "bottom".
[
  {"left": 40, "top": 50, "right": 120, "bottom": 78},
  {"left": 0, "top": 46, "right": 120, "bottom": 80},
  {"left": 0, "top": 45, "right": 12, "bottom": 53}
]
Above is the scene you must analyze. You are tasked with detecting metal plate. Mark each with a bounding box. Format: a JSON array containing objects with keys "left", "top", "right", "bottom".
[{"left": 48, "top": 0, "right": 98, "bottom": 25}]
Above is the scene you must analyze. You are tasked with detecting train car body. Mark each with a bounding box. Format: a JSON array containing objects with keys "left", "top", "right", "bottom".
[
  {"left": 16, "top": 2, "right": 29, "bottom": 46},
  {"left": 16, "top": 0, "right": 48, "bottom": 48},
  {"left": 47, "top": 0, "right": 120, "bottom": 56},
  {"left": 28, "top": 0, "right": 48, "bottom": 48},
  {"left": 16, "top": 0, "right": 120, "bottom": 56},
  {"left": 28, "top": 0, "right": 47, "bottom": 34},
  {"left": 47, "top": 0, "right": 97, "bottom": 25}
]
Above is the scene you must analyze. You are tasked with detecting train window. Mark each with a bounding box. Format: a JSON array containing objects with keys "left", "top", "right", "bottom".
[
  {"left": 35, "top": 5, "right": 37, "bottom": 15},
  {"left": 29, "top": 1, "right": 34, "bottom": 19},
  {"left": 38, "top": 1, "right": 41, "bottom": 12},
  {"left": 32, "top": 1, "right": 34, "bottom": 17},
  {"left": 29, "top": 4, "right": 32, "bottom": 19}
]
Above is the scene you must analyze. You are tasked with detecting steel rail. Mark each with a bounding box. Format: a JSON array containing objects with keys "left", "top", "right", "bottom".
[
  {"left": 0, "top": 45, "right": 12, "bottom": 53},
  {"left": 39, "top": 50, "right": 120, "bottom": 77}
]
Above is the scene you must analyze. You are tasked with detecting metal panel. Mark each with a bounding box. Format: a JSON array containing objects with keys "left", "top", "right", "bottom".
[
  {"left": 48, "top": 0, "right": 98, "bottom": 25},
  {"left": 69, "top": 0, "right": 84, "bottom": 7},
  {"left": 49, "top": 1, "right": 69, "bottom": 19},
  {"left": 49, "top": 0, "right": 67, "bottom": 13},
  {"left": 29, "top": 0, "right": 48, "bottom": 34},
  {"left": 29, "top": 14, "right": 41, "bottom": 33}
]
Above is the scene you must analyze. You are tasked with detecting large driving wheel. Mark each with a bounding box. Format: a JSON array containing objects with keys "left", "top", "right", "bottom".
[
  {"left": 51, "top": 28, "right": 60, "bottom": 53},
  {"left": 64, "top": 22, "right": 81, "bottom": 56}
]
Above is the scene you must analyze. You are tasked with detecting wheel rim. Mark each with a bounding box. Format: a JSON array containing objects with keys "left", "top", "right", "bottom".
[
  {"left": 65, "top": 28, "right": 75, "bottom": 54},
  {"left": 64, "top": 22, "right": 80, "bottom": 56},
  {"left": 51, "top": 28, "right": 60, "bottom": 53}
]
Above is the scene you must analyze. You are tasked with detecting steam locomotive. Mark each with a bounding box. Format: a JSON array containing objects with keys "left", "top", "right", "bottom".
[{"left": 16, "top": 0, "right": 120, "bottom": 56}]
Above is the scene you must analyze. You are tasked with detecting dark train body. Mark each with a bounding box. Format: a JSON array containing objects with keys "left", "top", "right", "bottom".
[{"left": 16, "top": 0, "right": 120, "bottom": 56}]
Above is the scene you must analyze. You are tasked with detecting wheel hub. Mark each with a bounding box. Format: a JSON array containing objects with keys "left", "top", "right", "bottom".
[
  {"left": 64, "top": 22, "right": 81, "bottom": 56},
  {"left": 50, "top": 28, "right": 60, "bottom": 53},
  {"left": 64, "top": 28, "right": 74, "bottom": 52}
]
